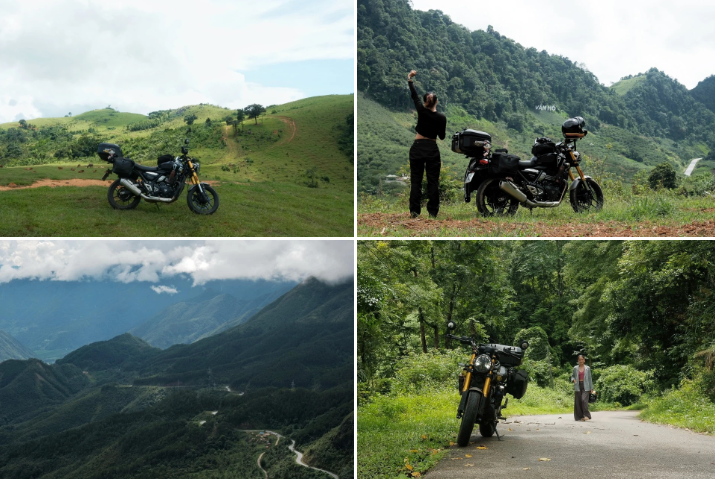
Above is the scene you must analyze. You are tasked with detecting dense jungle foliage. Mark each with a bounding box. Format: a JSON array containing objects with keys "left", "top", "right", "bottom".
[
  {"left": 358, "top": 240, "right": 715, "bottom": 404},
  {"left": 357, "top": 0, "right": 715, "bottom": 191}
]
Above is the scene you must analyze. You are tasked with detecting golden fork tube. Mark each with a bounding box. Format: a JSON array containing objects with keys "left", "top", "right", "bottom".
[
  {"left": 483, "top": 376, "right": 492, "bottom": 397},
  {"left": 462, "top": 354, "right": 476, "bottom": 393},
  {"left": 575, "top": 165, "right": 587, "bottom": 181},
  {"left": 568, "top": 170, "right": 576, "bottom": 181}
]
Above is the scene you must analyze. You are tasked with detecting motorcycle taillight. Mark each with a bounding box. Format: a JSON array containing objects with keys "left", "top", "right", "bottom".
[{"left": 480, "top": 159, "right": 489, "bottom": 165}]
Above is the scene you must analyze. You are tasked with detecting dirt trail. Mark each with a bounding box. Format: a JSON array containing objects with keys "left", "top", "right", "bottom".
[
  {"left": 257, "top": 452, "right": 268, "bottom": 479},
  {"left": 359, "top": 212, "right": 715, "bottom": 237},
  {"left": 275, "top": 116, "right": 297, "bottom": 143},
  {"left": 0, "top": 179, "right": 113, "bottom": 191}
]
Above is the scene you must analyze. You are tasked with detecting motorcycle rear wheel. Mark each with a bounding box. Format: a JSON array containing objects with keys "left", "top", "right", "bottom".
[
  {"left": 187, "top": 184, "right": 219, "bottom": 215},
  {"left": 570, "top": 178, "right": 603, "bottom": 213},
  {"left": 479, "top": 404, "right": 496, "bottom": 437},
  {"left": 476, "top": 178, "right": 519, "bottom": 217},
  {"left": 107, "top": 179, "right": 140, "bottom": 210},
  {"left": 457, "top": 391, "right": 481, "bottom": 447}
]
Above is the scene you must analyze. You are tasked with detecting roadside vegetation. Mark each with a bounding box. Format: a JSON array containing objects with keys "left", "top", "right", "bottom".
[{"left": 358, "top": 241, "right": 715, "bottom": 478}]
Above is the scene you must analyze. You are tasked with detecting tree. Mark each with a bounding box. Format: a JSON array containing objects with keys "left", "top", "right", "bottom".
[
  {"left": 18, "top": 119, "right": 27, "bottom": 129},
  {"left": 244, "top": 104, "right": 265, "bottom": 125},
  {"left": 648, "top": 162, "right": 677, "bottom": 189},
  {"left": 184, "top": 113, "right": 198, "bottom": 126}
]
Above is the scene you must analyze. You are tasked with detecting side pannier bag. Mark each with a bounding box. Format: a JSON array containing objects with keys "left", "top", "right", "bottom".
[
  {"left": 506, "top": 370, "right": 529, "bottom": 399},
  {"left": 112, "top": 157, "right": 135, "bottom": 178},
  {"left": 490, "top": 152, "right": 521, "bottom": 174}
]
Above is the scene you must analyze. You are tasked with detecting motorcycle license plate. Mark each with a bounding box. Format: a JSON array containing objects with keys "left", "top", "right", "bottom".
[{"left": 465, "top": 172, "right": 475, "bottom": 183}]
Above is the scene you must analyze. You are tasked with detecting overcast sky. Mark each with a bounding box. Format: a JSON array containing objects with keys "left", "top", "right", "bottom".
[
  {"left": 0, "top": 0, "right": 354, "bottom": 123},
  {"left": 0, "top": 240, "right": 354, "bottom": 286},
  {"left": 412, "top": 0, "right": 715, "bottom": 90}
]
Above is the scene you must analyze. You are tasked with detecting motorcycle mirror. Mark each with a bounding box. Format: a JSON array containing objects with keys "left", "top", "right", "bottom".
[
  {"left": 184, "top": 139, "right": 189, "bottom": 144},
  {"left": 520, "top": 341, "right": 529, "bottom": 350},
  {"left": 181, "top": 146, "right": 188, "bottom": 154},
  {"left": 446, "top": 321, "right": 456, "bottom": 331}
]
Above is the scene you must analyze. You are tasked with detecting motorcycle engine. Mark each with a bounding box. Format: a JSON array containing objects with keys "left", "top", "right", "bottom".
[
  {"left": 143, "top": 173, "right": 176, "bottom": 198},
  {"left": 523, "top": 169, "right": 563, "bottom": 201}
]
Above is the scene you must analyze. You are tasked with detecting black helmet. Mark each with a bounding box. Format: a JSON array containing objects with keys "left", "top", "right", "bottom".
[{"left": 562, "top": 116, "right": 586, "bottom": 137}]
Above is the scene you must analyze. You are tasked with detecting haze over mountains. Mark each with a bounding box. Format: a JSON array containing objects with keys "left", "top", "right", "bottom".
[
  {"left": 0, "top": 330, "right": 35, "bottom": 361},
  {"left": 0, "top": 278, "right": 296, "bottom": 361},
  {"left": 0, "top": 277, "right": 354, "bottom": 478},
  {"left": 357, "top": 0, "right": 715, "bottom": 189}
]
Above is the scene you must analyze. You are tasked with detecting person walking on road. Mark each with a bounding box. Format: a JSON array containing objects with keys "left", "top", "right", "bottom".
[
  {"left": 571, "top": 354, "right": 595, "bottom": 421},
  {"left": 407, "top": 70, "right": 446, "bottom": 219}
]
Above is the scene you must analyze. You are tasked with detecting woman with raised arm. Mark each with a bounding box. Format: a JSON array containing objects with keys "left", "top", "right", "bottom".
[
  {"left": 571, "top": 354, "right": 595, "bottom": 421},
  {"left": 407, "top": 70, "right": 447, "bottom": 218}
]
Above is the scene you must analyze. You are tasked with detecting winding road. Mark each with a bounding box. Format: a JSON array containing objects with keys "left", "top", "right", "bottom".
[
  {"left": 423, "top": 411, "right": 715, "bottom": 478},
  {"left": 685, "top": 157, "right": 703, "bottom": 176},
  {"left": 246, "top": 430, "right": 339, "bottom": 479}
]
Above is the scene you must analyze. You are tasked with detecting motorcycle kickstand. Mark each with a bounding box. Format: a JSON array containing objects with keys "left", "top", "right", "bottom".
[{"left": 495, "top": 425, "right": 502, "bottom": 441}]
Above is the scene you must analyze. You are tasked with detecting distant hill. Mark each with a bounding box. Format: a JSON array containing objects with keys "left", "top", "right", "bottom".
[
  {"left": 0, "top": 331, "right": 35, "bottom": 361},
  {"left": 691, "top": 75, "right": 715, "bottom": 115},
  {"left": 130, "top": 283, "right": 294, "bottom": 349},
  {"left": 0, "top": 277, "right": 354, "bottom": 478},
  {"left": 357, "top": 0, "right": 715, "bottom": 189}
]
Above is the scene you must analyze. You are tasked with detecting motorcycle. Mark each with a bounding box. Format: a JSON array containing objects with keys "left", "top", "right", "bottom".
[
  {"left": 446, "top": 321, "right": 530, "bottom": 447},
  {"left": 96, "top": 139, "right": 219, "bottom": 214},
  {"left": 453, "top": 116, "right": 604, "bottom": 217}
]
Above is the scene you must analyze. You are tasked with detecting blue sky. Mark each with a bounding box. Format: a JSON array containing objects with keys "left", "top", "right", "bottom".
[{"left": 0, "top": 0, "right": 354, "bottom": 122}]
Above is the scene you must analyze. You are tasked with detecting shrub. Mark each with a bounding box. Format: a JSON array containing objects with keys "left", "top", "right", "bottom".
[
  {"left": 391, "top": 350, "right": 462, "bottom": 394},
  {"left": 628, "top": 196, "right": 675, "bottom": 219},
  {"left": 514, "top": 326, "right": 550, "bottom": 361},
  {"left": 648, "top": 162, "right": 677, "bottom": 189},
  {"left": 596, "top": 364, "right": 654, "bottom": 405}
]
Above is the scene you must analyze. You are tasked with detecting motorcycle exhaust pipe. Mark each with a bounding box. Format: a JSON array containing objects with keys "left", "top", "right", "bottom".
[
  {"left": 119, "top": 179, "right": 173, "bottom": 203},
  {"left": 498, "top": 180, "right": 560, "bottom": 208}
]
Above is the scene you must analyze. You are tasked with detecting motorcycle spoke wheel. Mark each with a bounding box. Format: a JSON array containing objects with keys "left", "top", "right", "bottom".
[
  {"left": 107, "top": 179, "right": 140, "bottom": 210},
  {"left": 476, "top": 179, "right": 519, "bottom": 217},
  {"left": 187, "top": 184, "right": 220, "bottom": 215},
  {"left": 570, "top": 178, "right": 604, "bottom": 213}
]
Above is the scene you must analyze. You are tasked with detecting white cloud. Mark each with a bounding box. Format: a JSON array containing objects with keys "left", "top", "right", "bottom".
[
  {"left": 0, "top": 0, "right": 354, "bottom": 122},
  {"left": 411, "top": 0, "right": 715, "bottom": 89},
  {"left": 0, "top": 240, "right": 354, "bottom": 285},
  {"left": 151, "top": 285, "right": 178, "bottom": 294}
]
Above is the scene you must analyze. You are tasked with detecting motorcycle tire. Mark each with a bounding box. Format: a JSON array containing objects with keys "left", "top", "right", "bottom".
[
  {"left": 570, "top": 178, "right": 603, "bottom": 213},
  {"left": 479, "top": 404, "right": 496, "bottom": 438},
  {"left": 476, "top": 178, "right": 519, "bottom": 217},
  {"left": 457, "top": 391, "right": 481, "bottom": 447},
  {"left": 107, "top": 179, "right": 140, "bottom": 210},
  {"left": 187, "top": 184, "right": 219, "bottom": 215}
]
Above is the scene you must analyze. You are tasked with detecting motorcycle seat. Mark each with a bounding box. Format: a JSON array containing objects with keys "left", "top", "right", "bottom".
[
  {"left": 134, "top": 164, "right": 160, "bottom": 172},
  {"left": 518, "top": 157, "right": 538, "bottom": 168}
]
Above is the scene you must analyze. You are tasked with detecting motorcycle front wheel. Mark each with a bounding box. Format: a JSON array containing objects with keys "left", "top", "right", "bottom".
[
  {"left": 570, "top": 178, "right": 604, "bottom": 213},
  {"left": 187, "top": 184, "right": 219, "bottom": 215},
  {"left": 476, "top": 178, "right": 520, "bottom": 217},
  {"left": 457, "top": 391, "right": 481, "bottom": 447},
  {"left": 107, "top": 179, "right": 140, "bottom": 210}
]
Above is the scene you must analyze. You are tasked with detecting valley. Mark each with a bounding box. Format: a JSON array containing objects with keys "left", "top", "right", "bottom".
[{"left": 0, "top": 278, "right": 354, "bottom": 479}]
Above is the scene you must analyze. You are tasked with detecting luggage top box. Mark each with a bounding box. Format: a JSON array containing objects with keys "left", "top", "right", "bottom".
[{"left": 452, "top": 129, "right": 491, "bottom": 156}]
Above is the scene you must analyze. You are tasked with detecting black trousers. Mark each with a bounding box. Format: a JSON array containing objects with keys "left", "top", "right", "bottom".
[{"left": 409, "top": 140, "right": 441, "bottom": 217}]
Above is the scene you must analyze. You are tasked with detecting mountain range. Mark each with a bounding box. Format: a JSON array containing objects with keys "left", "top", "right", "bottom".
[
  {"left": 0, "top": 277, "right": 354, "bottom": 479},
  {"left": 357, "top": 0, "right": 715, "bottom": 190},
  {"left": 0, "top": 330, "right": 35, "bottom": 361}
]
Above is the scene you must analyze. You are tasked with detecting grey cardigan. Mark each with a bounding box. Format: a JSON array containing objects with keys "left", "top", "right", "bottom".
[{"left": 571, "top": 365, "right": 594, "bottom": 392}]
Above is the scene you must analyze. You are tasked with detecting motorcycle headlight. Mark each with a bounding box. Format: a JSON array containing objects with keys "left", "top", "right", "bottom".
[
  {"left": 193, "top": 162, "right": 200, "bottom": 174},
  {"left": 473, "top": 354, "right": 492, "bottom": 373}
]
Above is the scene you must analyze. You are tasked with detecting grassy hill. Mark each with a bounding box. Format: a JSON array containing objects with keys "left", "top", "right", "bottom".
[{"left": 0, "top": 95, "right": 354, "bottom": 237}]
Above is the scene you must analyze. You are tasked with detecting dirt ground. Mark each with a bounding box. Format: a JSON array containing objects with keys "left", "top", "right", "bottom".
[
  {"left": 0, "top": 179, "right": 113, "bottom": 191},
  {"left": 358, "top": 212, "right": 715, "bottom": 237}
]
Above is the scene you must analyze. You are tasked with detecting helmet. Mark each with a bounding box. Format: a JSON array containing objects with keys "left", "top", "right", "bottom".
[{"left": 562, "top": 116, "right": 586, "bottom": 137}]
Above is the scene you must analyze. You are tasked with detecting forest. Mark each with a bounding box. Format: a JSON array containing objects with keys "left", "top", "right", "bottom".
[
  {"left": 357, "top": 0, "right": 715, "bottom": 192},
  {"left": 357, "top": 240, "right": 715, "bottom": 476}
]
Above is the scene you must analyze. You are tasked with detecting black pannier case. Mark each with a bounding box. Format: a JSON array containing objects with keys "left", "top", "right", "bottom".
[
  {"left": 452, "top": 129, "right": 491, "bottom": 156},
  {"left": 490, "top": 152, "right": 521, "bottom": 174},
  {"left": 506, "top": 370, "right": 529, "bottom": 399},
  {"left": 531, "top": 137, "right": 556, "bottom": 157},
  {"left": 112, "top": 157, "right": 135, "bottom": 178},
  {"left": 97, "top": 143, "right": 123, "bottom": 162},
  {"left": 485, "top": 343, "right": 525, "bottom": 367}
]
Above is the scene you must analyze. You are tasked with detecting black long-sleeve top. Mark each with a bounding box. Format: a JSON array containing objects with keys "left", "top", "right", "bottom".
[{"left": 409, "top": 81, "right": 446, "bottom": 140}]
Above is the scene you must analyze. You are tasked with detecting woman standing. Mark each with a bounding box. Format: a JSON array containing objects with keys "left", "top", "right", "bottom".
[
  {"left": 407, "top": 70, "right": 446, "bottom": 219},
  {"left": 571, "top": 354, "right": 595, "bottom": 421}
]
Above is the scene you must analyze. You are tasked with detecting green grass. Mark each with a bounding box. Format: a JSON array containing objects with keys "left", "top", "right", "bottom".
[
  {"left": 639, "top": 381, "right": 715, "bottom": 434},
  {"left": 357, "top": 385, "right": 613, "bottom": 479},
  {"left": 611, "top": 75, "right": 647, "bottom": 96},
  {"left": 357, "top": 191, "right": 715, "bottom": 237},
  {"left": 0, "top": 95, "right": 354, "bottom": 237}
]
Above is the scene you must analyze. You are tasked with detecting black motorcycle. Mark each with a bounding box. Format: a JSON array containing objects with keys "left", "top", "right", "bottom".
[
  {"left": 454, "top": 116, "right": 603, "bottom": 216},
  {"left": 446, "top": 321, "right": 530, "bottom": 447},
  {"left": 97, "top": 139, "right": 219, "bottom": 214}
]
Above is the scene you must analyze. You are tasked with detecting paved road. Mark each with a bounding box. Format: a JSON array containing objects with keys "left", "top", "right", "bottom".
[
  {"left": 685, "top": 157, "right": 703, "bottom": 176},
  {"left": 424, "top": 411, "right": 715, "bottom": 478}
]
